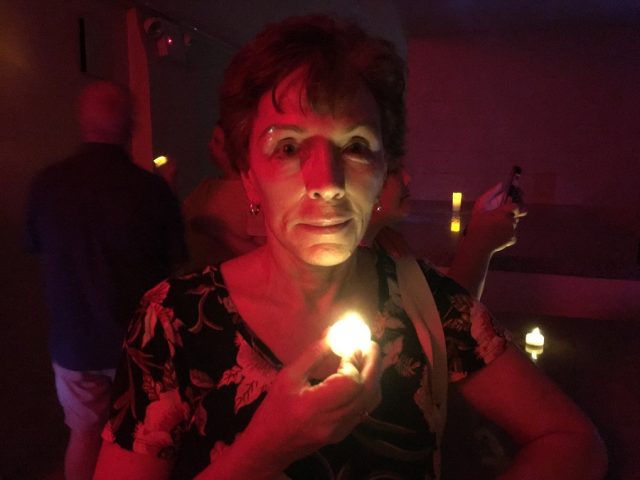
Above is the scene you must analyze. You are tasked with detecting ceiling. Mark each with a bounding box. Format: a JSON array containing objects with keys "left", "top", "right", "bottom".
[
  {"left": 395, "top": 0, "right": 640, "bottom": 37},
  {"left": 134, "top": 0, "right": 640, "bottom": 50}
]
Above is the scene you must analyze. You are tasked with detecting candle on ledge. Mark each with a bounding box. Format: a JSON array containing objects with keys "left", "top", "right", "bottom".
[
  {"left": 452, "top": 192, "right": 462, "bottom": 212},
  {"left": 450, "top": 215, "right": 461, "bottom": 233},
  {"left": 525, "top": 327, "right": 544, "bottom": 361},
  {"left": 525, "top": 343, "right": 544, "bottom": 360},
  {"left": 153, "top": 155, "right": 168, "bottom": 167},
  {"left": 525, "top": 327, "right": 545, "bottom": 347},
  {"left": 327, "top": 311, "right": 371, "bottom": 358}
]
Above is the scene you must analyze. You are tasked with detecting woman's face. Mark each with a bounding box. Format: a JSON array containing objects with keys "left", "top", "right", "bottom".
[{"left": 243, "top": 71, "right": 387, "bottom": 267}]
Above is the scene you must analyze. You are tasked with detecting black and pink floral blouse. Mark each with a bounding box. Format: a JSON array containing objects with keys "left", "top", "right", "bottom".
[{"left": 102, "top": 252, "right": 508, "bottom": 479}]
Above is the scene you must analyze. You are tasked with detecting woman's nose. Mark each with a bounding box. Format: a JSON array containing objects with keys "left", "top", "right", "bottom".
[{"left": 304, "top": 139, "right": 345, "bottom": 201}]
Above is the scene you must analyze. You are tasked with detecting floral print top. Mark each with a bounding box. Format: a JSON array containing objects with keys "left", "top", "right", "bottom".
[{"left": 102, "top": 252, "right": 508, "bottom": 479}]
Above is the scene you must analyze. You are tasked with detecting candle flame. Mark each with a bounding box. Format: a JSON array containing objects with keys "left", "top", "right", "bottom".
[
  {"left": 525, "top": 327, "right": 545, "bottom": 347},
  {"left": 327, "top": 311, "right": 371, "bottom": 358},
  {"left": 153, "top": 155, "right": 168, "bottom": 167},
  {"left": 452, "top": 192, "right": 462, "bottom": 211}
]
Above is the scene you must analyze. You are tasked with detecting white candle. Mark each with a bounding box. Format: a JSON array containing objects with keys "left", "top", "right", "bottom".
[
  {"left": 525, "top": 327, "right": 545, "bottom": 347},
  {"left": 327, "top": 312, "right": 371, "bottom": 358},
  {"left": 452, "top": 192, "right": 462, "bottom": 212}
]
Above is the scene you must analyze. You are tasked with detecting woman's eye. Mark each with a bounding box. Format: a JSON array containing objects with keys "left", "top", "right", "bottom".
[
  {"left": 273, "top": 141, "right": 299, "bottom": 158},
  {"left": 343, "top": 140, "right": 371, "bottom": 159}
]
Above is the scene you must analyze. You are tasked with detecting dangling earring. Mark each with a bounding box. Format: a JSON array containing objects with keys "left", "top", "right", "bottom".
[
  {"left": 375, "top": 204, "right": 382, "bottom": 213},
  {"left": 249, "top": 202, "right": 261, "bottom": 216}
]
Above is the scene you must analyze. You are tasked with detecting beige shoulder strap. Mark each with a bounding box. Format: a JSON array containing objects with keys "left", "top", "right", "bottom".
[{"left": 395, "top": 257, "right": 448, "bottom": 449}]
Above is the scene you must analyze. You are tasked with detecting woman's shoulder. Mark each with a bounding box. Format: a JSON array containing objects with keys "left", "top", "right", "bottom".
[
  {"left": 369, "top": 248, "right": 442, "bottom": 285},
  {"left": 415, "top": 258, "right": 468, "bottom": 296},
  {"left": 145, "top": 264, "right": 227, "bottom": 299},
  {"left": 136, "top": 264, "right": 238, "bottom": 331}
]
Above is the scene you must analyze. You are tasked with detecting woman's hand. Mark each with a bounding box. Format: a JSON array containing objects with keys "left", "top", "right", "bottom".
[
  {"left": 449, "top": 182, "right": 528, "bottom": 298},
  {"left": 198, "top": 338, "right": 381, "bottom": 479},
  {"left": 466, "top": 182, "right": 527, "bottom": 255},
  {"left": 252, "top": 339, "right": 381, "bottom": 465}
]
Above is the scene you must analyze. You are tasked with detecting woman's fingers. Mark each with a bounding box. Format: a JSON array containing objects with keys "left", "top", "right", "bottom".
[
  {"left": 240, "top": 336, "right": 386, "bottom": 466},
  {"left": 308, "top": 342, "right": 382, "bottom": 441},
  {"left": 284, "top": 338, "right": 333, "bottom": 388},
  {"left": 357, "top": 342, "right": 383, "bottom": 412},
  {"left": 308, "top": 342, "right": 380, "bottom": 412}
]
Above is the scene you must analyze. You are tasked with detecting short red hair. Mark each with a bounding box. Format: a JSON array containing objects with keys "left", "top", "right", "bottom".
[{"left": 218, "top": 15, "right": 406, "bottom": 173}]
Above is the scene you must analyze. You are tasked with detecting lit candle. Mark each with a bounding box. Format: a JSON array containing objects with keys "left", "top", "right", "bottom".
[
  {"left": 452, "top": 192, "right": 462, "bottom": 212},
  {"left": 327, "top": 312, "right": 371, "bottom": 358},
  {"left": 525, "top": 343, "right": 543, "bottom": 360},
  {"left": 450, "top": 215, "right": 461, "bottom": 233},
  {"left": 525, "top": 327, "right": 545, "bottom": 360},
  {"left": 525, "top": 327, "right": 545, "bottom": 347},
  {"left": 153, "top": 155, "right": 168, "bottom": 167}
]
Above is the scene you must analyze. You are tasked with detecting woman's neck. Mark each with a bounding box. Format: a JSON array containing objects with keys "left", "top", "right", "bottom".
[
  {"left": 257, "top": 244, "right": 361, "bottom": 308},
  {"left": 221, "top": 245, "right": 378, "bottom": 367}
]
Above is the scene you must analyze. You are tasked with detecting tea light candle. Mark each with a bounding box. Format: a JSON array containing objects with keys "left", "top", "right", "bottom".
[
  {"left": 153, "top": 155, "right": 168, "bottom": 167},
  {"left": 452, "top": 192, "right": 462, "bottom": 212},
  {"left": 525, "top": 327, "right": 545, "bottom": 347},
  {"left": 327, "top": 312, "right": 371, "bottom": 358},
  {"left": 525, "top": 343, "right": 543, "bottom": 361}
]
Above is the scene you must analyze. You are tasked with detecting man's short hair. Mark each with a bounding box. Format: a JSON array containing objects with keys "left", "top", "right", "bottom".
[{"left": 218, "top": 15, "right": 406, "bottom": 173}]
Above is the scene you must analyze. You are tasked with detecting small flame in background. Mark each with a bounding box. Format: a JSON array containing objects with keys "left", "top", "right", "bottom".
[
  {"left": 525, "top": 327, "right": 545, "bottom": 360},
  {"left": 450, "top": 215, "right": 461, "bottom": 232},
  {"left": 153, "top": 155, "right": 168, "bottom": 167}
]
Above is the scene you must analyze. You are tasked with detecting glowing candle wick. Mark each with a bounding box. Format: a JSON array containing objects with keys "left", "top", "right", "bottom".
[{"left": 327, "top": 312, "right": 371, "bottom": 358}]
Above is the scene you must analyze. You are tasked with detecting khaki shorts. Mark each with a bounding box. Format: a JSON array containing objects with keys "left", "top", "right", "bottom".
[{"left": 52, "top": 362, "right": 116, "bottom": 432}]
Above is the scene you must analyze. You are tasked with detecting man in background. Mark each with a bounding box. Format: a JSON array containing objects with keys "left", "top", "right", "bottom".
[{"left": 25, "top": 81, "right": 186, "bottom": 480}]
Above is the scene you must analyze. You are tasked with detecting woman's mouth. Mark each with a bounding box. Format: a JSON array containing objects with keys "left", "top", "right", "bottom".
[{"left": 298, "top": 219, "right": 352, "bottom": 234}]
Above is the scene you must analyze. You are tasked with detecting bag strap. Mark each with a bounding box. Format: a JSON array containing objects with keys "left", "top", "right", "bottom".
[{"left": 395, "top": 256, "right": 448, "bottom": 444}]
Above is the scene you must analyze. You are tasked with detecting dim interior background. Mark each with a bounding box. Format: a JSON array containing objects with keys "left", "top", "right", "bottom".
[{"left": 1, "top": 0, "right": 639, "bottom": 478}]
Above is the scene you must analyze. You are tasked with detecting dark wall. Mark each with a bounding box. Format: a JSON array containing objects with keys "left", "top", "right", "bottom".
[
  {"left": 0, "top": 1, "right": 129, "bottom": 476},
  {"left": 406, "top": 25, "right": 640, "bottom": 212}
]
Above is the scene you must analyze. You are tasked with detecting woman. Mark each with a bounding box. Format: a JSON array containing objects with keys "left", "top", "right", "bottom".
[
  {"left": 182, "top": 125, "right": 266, "bottom": 269},
  {"left": 94, "top": 15, "right": 606, "bottom": 480},
  {"left": 365, "top": 171, "right": 528, "bottom": 299}
]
